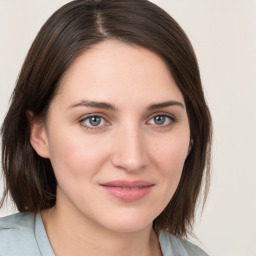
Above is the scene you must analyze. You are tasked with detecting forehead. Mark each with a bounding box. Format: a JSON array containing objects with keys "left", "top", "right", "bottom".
[{"left": 56, "top": 40, "right": 184, "bottom": 108}]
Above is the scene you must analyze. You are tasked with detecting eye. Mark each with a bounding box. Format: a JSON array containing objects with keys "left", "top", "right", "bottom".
[
  {"left": 148, "top": 114, "right": 175, "bottom": 126},
  {"left": 80, "top": 115, "right": 106, "bottom": 128}
]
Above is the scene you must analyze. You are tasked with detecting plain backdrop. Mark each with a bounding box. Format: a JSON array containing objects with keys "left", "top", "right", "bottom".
[{"left": 0, "top": 1, "right": 256, "bottom": 255}]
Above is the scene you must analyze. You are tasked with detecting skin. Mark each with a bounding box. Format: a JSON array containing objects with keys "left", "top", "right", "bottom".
[{"left": 30, "top": 40, "right": 190, "bottom": 256}]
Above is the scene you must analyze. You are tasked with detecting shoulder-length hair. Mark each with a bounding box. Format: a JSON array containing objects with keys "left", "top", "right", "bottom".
[{"left": 1, "top": 0, "right": 212, "bottom": 238}]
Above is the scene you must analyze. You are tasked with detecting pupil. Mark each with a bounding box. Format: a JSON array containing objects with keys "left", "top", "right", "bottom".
[
  {"left": 89, "top": 116, "right": 101, "bottom": 126},
  {"left": 154, "top": 115, "right": 165, "bottom": 125}
]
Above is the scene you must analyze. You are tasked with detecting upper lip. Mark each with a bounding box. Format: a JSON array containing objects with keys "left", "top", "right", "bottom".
[{"left": 100, "top": 180, "right": 154, "bottom": 188}]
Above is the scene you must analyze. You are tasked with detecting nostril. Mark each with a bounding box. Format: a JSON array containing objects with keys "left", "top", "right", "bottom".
[
  {"left": 111, "top": 145, "right": 147, "bottom": 172},
  {"left": 112, "top": 156, "right": 147, "bottom": 173}
]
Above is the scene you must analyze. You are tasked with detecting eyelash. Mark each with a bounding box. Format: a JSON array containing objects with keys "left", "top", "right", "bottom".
[
  {"left": 79, "top": 112, "right": 177, "bottom": 130},
  {"left": 79, "top": 114, "right": 109, "bottom": 130},
  {"left": 147, "top": 112, "right": 177, "bottom": 128}
]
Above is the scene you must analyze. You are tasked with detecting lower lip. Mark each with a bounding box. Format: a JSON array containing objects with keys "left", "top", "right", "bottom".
[{"left": 101, "top": 186, "right": 153, "bottom": 202}]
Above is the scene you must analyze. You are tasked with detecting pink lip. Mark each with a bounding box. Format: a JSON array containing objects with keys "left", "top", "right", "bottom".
[{"left": 100, "top": 180, "right": 154, "bottom": 202}]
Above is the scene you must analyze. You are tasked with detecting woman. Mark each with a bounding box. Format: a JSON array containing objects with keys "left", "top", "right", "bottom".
[{"left": 0, "top": 0, "right": 212, "bottom": 255}]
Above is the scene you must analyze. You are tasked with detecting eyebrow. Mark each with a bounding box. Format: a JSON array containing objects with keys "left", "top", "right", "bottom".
[
  {"left": 147, "top": 101, "right": 184, "bottom": 110},
  {"left": 68, "top": 100, "right": 184, "bottom": 111},
  {"left": 68, "top": 100, "right": 118, "bottom": 111}
]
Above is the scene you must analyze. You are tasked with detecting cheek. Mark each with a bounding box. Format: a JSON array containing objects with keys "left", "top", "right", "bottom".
[
  {"left": 47, "top": 131, "right": 110, "bottom": 178},
  {"left": 150, "top": 133, "right": 190, "bottom": 187},
  {"left": 153, "top": 136, "right": 189, "bottom": 171}
]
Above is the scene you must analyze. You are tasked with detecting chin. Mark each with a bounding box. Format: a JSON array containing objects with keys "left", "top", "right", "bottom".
[
  {"left": 106, "top": 222, "right": 151, "bottom": 233},
  {"left": 98, "top": 211, "right": 155, "bottom": 233}
]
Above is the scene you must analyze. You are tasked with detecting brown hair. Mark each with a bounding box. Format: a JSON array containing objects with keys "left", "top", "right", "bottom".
[{"left": 1, "top": 0, "right": 212, "bottom": 237}]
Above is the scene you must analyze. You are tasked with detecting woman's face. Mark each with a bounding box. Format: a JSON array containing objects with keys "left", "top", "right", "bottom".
[{"left": 33, "top": 40, "right": 190, "bottom": 232}]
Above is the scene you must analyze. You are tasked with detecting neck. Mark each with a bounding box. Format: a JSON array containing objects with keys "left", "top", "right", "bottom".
[{"left": 41, "top": 194, "right": 162, "bottom": 256}]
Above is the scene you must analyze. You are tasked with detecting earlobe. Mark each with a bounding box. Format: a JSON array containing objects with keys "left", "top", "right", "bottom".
[
  {"left": 27, "top": 111, "right": 50, "bottom": 158},
  {"left": 187, "top": 139, "right": 193, "bottom": 156}
]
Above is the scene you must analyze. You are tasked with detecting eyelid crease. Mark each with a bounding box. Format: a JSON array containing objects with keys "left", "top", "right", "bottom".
[{"left": 146, "top": 111, "right": 177, "bottom": 121}]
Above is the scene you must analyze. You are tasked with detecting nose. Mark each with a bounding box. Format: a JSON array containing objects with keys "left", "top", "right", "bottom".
[{"left": 111, "top": 125, "right": 147, "bottom": 173}]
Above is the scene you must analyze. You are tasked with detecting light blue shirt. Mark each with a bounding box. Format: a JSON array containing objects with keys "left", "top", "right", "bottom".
[{"left": 0, "top": 212, "right": 208, "bottom": 256}]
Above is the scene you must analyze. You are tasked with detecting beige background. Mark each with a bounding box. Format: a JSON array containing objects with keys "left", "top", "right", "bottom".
[{"left": 1, "top": 1, "right": 256, "bottom": 255}]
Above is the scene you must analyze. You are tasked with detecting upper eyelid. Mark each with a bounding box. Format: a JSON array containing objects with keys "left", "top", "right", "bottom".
[
  {"left": 79, "top": 112, "right": 109, "bottom": 121},
  {"left": 79, "top": 112, "right": 175, "bottom": 118},
  {"left": 146, "top": 111, "right": 176, "bottom": 120}
]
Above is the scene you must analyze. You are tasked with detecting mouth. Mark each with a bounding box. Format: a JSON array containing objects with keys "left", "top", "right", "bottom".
[{"left": 100, "top": 180, "right": 154, "bottom": 202}]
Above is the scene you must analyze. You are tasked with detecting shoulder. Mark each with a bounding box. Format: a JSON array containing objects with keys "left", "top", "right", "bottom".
[
  {"left": 159, "top": 230, "right": 209, "bottom": 256},
  {"left": 0, "top": 211, "right": 36, "bottom": 236},
  {"left": 0, "top": 212, "right": 41, "bottom": 255},
  {"left": 0, "top": 211, "right": 35, "bottom": 229}
]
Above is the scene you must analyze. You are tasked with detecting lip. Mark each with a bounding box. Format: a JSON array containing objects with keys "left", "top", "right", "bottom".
[{"left": 100, "top": 180, "right": 154, "bottom": 202}]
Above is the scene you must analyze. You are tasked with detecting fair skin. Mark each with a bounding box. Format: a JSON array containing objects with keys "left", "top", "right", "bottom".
[{"left": 30, "top": 40, "right": 190, "bottom": 256}]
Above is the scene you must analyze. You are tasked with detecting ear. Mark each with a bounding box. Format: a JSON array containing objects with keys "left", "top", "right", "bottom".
[
  {"left": 27, "top": 111, "right": 50, "bottom": 158},
  {"left": 187, "top": 139, "right": 193, "bottom": 156}
]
